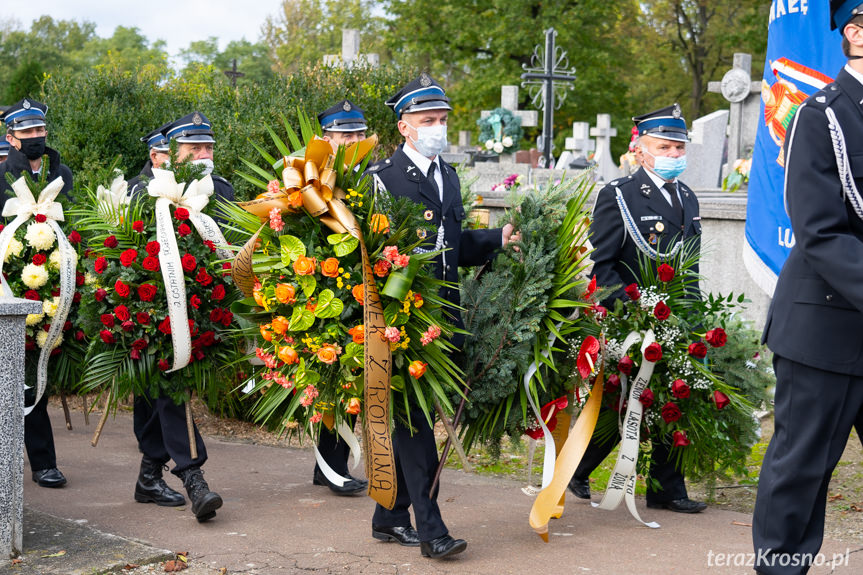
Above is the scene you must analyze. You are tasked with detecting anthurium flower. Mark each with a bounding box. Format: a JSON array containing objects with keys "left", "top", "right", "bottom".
[
  {"left": 577, "top": 335, "right": 600, "bottom": 379},
  {"left": 525, "top": 395, "right": 569, "bottom": 439},
  {"left": 583, "top": 275, "right": 597, "bottom": 300}
]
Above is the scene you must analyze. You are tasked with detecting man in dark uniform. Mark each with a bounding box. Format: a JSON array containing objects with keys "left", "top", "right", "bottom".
[
  {"left": 0, "top": 138, "right": 9, "bottom": 163},
  {"left": 1, "top": 99, "right": 72, "bottom": 488},
  {"left": 567, "top": 104, "right": 707, "bottom": 514},
  {"left": 127, "top": 126, "right": 171, "bottom": 196},
  {"left": 366, "top": 74, "right": 517, "bottom": 559},
  {"left": 309, "top": 100, "right": 370, "bottom": 496},
  {"left": 130, "top": 112, "right": 234, "bottom": 522},
  {"left": 753, "top": 4, "right": 863, "bottom": 573}
]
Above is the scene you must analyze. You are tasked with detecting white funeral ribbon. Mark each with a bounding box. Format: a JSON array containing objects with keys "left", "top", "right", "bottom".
[
  {"left": 523, "top": 331, "right": 560, "bottom": 491},
  {"left": 592, "top": 329, "right": 660, "bottom": 528},
  {"left": 313, "top": 420, "right": 362, "bottom": 486},
  {"left": 0, "top": 176, "right": 76, "bottom": 415},
  {"left": 146, "top": 169, "right": 231, "bottom": 373}
]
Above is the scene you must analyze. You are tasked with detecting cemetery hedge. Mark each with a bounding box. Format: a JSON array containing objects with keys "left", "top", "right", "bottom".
[{"left": 41, "top": 63, "right": 418, "bottom": 200}]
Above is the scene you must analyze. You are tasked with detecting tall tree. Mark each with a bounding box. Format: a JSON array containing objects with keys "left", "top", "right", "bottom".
[
  {"left": 84, "top": 26, "right": 169, "bottom": 77},
  {"left": 179, "top": 38, "right": 275, "bottom": 85}
]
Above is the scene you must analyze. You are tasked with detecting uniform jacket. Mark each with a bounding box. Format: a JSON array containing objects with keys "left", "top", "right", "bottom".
[
  {"left": 764, "top": 67, "right": 863, "bottom": 376},
  {"left": 368, "top": 145, "right": 501, "bottom": 337},
  {"left": 590, "top": 166, "right": 701, "bottom": 305},
  {"left": 0, "top": 145, "right": 74, "bottom": 212},
  {"left": 128, "top": 162, "right": 236, "bottom": 204}
]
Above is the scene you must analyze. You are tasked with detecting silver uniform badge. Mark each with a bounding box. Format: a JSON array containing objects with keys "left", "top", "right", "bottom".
[
  {"left": 672, "top": 103, "right": 681, "bottom": 118},
  {"left": 420, "top": 73, "right": 432, "bottom": 87},
  {"left": 343, "top": 101, "right": 351, "bottom": 111},
  {"left": 193, "top": 112, "right": 203, "bottom": 125},
  {"left": 22, "top": 99, "right": 31, "bottom": 109}
]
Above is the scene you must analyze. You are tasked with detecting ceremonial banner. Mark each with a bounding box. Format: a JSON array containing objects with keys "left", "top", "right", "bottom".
[{"left": 745, "top": 3, "right": 845, "bottom": 294}]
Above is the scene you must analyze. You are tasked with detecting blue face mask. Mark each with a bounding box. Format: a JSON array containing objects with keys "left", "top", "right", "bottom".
[{"left": 644, "top": 149, "right": 687, "bottom": 181}]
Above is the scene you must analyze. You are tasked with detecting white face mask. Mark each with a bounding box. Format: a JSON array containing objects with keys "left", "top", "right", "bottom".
[
  {"left": 192, "top": 158, "right": 214, "bottom": 176},
  {"left": 404, "top": 121, "right": 448, "bottom": 158}
]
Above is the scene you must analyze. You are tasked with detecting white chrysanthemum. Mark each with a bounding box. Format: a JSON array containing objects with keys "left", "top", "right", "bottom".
[
  {"left": 24, "top": 222, "right": 56, "bottom": 251},
  {"left": 22, "top": 263, "right": 49, "bottom": 289},
  {"left": 43, "top": 297, "right": 59, "bottom": 318},
  {"left": 48, "top": 249, "right": 62, "bottom": 269},
  {"left": 85, "top": 272, "right": 97, "bottom": 286},
  {"left": 26, "top": 313, "right": 44, "bottom": 326},
  {"left": 36, "top": 330, "right": 63, "bottom": 349},
  {"left": 4, "top": 238, "right": 24, "bottom": 263}
]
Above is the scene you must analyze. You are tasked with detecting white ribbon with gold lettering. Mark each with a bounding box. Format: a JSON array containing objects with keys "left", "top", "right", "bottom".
[
  {"left": 0, "top": 176, "right": 76, "bottom": 415},
  {"left": 593, "top": 329, "right": 660, "bottom": 528}
]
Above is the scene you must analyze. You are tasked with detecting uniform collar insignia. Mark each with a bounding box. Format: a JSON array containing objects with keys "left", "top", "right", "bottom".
[
  {"left": 640, "top": 183, "right": 651, "bottom": 197},
  {"left": 406, "top": 165, "right": 415, "bottom": 173}
]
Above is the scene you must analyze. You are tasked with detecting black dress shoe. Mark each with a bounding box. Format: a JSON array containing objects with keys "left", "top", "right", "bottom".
[
  {"left": 420, "top": 534, "right": 467, "bottom": 559},
  {"left": 313, "top": 468, "right": 367, "bottom": 496},
  {"left": 646, "top": 497, "right": 707, "bottom": 513},
  {"left": 32, "top": 468, "right": 66, "bottom": 488},
  {"left": 568, "top": 476, "right": 591, "bottom": 500},
  {"left": 372, "top": 525, "right": 421, "bottom": 547}
]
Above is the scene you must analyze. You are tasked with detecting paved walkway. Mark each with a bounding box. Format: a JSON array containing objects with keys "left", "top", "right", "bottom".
[{"left": 6, "top": 406, "right": 863, "bottom": 574}]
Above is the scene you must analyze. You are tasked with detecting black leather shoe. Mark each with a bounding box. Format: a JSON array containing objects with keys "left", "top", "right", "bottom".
[
  {"left": 420, "top": 534, "right": 467, "bottom": 559},
  {"left": 646, "top": 497, "right": 707, "bottom": 513},
  {"left": 180, "top": 467, "right": 223, "bottom": 522},
  {"left": 134, "top": 455, "right": 185, "bottom": 507},
  {"left": 372, "top": 525, "right": 421, "bottom": 547},
  {"left": 568, "top": 476, "right": 591, "bottom": 500},
  {"left": 313, "top": 468, "right": 367, "bottom": 496},
  {"left": 32, "top": 468, "right": 66, "bottom": 488}
]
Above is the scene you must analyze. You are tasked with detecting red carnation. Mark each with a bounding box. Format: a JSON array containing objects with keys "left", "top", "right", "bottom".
[
  {"left": 158, "top": 359, "right": 170, "bottom": 371},
  {"left": 189, "top": 294, "right": 201, "bottom": 309},
  {"left": 94, "top": 257, "right": 108, "bottom": 274},
  {"left": 211, "top": 284, "right": 226, "bottom": 301},
  {"left": 624, "top": 283, "right": 641, "bottom": 301},
  {"left": 181, "top": 254, "right": 197, "bottom": 272},
  {"left": 100, "top": 314, "right": 115, "bottom": 328},
  {"left": 671, "top": 379, "right": 691, "bottom": 399},
  {"left": 178, "top": 223, "right": 192, "bottom": 237},
  {"left": 114, "top": 279, "right": 130, "bottom": 298},
  {"left": 104, "top": 235, "right": 118, "bottom": 248},
  {"left": 114, "top": 305, "right": 130, "bottom": 322},
  {"left": 661, "top": 402, "right": 682, "bottom": 423},
  {"left": 158, "top": 317, "right": 172, "bottom": 335},
  {"left": 145, "top": 241, "right": 161, "bottom": 256},
  {"left": 644, "top": 342, "right": 663, "bottom": 363},
  {"left": 94, "top": 288, "right": 107, "bottom": 301},
  {"left": 76, "top": 272, "right": 85, "bottom": 286},
  {"left": 99, "top": 330, "right": 115, "bottom": 344},
  {"left": 32, "top": 253, "right": 47, "bottom": 266},
  {"left": 174, "top": 207, "right": 190, "bottom": 221},
  {"left": 617, "top": 356, "right": 634, "bottom": 375},
  {"left": 639, "top": 388, "right": 655, "bottom": 408},
  {"left": 672, "top": 430, "right": 690, "bottom": 448},
  {"left": 67, "top": 230, "right": 82, "bottom": 244},
  {"left": 195, "top": 268, "right": 213, "bottom": 286},
  {"left": 24, "top": 290, "right": 40, "bottom": 301},
  {"left": 705, "top": 327, "right": 727, "bottom": 348},
  {"left": 220, "top": 311, "right": 233, "bottom": 327},
  {"left": 713, "top": 390, "right": 730, "bottom": 410},
  {"left": 132, "top": 220, "right": 144, "bottom": 233},
  {"left": 142, "top": 256, "right": 160, "bottom": 272},
  {"left": 136, "top": 312, "right": 150, "bottom": 325},
  {"left": 688, "top": 341, "right": 708, "bottom": 359},
  {"left": 653, "top": 301, "right": 671, "bottom": 321},
  {"left": 137, "top": 283, "right": 157, "bottom": 302},
  {"left": 119, "top": 248, "right": 138, "bottom": 267},
  {"left": 35, "top": 214, "right": 47, "bottom": 223},
  {"left": 657, "top": 263, "right": 675, "bottom": 282},
  {"left": 209, "top": 308, "right": 224, "bottom": 322}
]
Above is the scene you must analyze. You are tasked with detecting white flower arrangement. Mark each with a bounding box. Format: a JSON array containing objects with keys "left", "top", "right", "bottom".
[
  {"left": 42, "top": 297, "right": 59, "bottom": 318},
  {"left": 36, "top": 329, "right": 62, "bottom": 349},
  {"left": 21, "top": 263, "right": 50, "bottom": 289},
  {"left": 26, "top": 312, "right": 45, "bottom": 326},
  {"left": 24, "top": 222, "right": 56, "bottom": 251},
  {"left": 4, "top": 238, "right": 24, "bottom": 263}
]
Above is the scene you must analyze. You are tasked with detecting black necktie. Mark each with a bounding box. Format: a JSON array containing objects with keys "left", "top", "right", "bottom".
[
  {"left": 663, "top": 182, "right": 683, "bottom": 224},
  {"left": 427, "top": 163, "right": 440, "bottom": 201}
]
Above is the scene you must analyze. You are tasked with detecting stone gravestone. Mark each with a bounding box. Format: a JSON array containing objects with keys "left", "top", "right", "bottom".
[
  {"left": 480, "top": 85, "right": 539, "bottom": 128},
  {"left": 683, "top": 109, "right": 730, "bottom": 189},
  {"left": 557, "top": 121, "right": 595, "bottom": 170},
  {"left": 707, "top": 53, "right": 761, "bottom": 176},
  {"left": 590, "top": 114, "right": 619, "bottom": 184},
  {"left": 323, "top": 29, "right": 380, "bottom": 68},
  {"left": 0, "top": 297, "right": 43, "bottom": 559}
]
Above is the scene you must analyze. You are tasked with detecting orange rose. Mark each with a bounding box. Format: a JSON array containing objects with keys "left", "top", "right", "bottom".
[
  {"left": 253, "top": 282, "right": 265, "bottom": 307},
  {"left": 288, "top": 191, "right": 303, "bottom": 209},
  {"left": 278, "top": 345, "right": 299, "bottom": 365},
  {"left": 293, "top": 256, "right": 316, "bottom": 276},
  {"left": 373, "top": 260, "right": 391, "bottom": 277},
  {"left": 321, "top": 257, "right": 340, "bottom": 278},
  {"left": 271, "top": 315, "right": 290, "bottom": 335},
  {"left": 274, "top": 283, "right": 296, "bottom": 304},
  {"left": 348, "top": 324, "right": 365, "bottom": 344},
  {"left": 408, "top": 360, "right": 427, "bottom": 379},
  {"left": 345, "top": 397, "right": 361, "bottom": 415},
  {"left": 260, "top": 324, "right": 274, "bottom": 342},
  {"left": 370, "top": 213, "right": 390, "bottom": 233},
  {"left": 316, "top": 344, "right": 339, "bottom": 364},
  {"left": 352, "top": 284, "right": 364, "bottom": 304}
]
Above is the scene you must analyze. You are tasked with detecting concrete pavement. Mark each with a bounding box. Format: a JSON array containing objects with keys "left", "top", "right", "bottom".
[{"left": 5, "top": 406, "right": 862, "bottom": 574}]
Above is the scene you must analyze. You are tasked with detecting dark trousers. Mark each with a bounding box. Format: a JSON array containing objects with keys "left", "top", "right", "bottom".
[
  {"left": 372, "top": 410, "right": 447, "bottom": 542},
  {"left": 753, "top": 356, "right": 863, "bottom": 575},
  {"left": 314, "top": 417, "right": 354, "bottom": 477},
  {"left": 24, "top": 392, "right": 57, "bottom": 472},
  {"left": 133, "top": 395, "right": 207, "bottom": 476},
  {"left": 572, "top": 407, "right": 687, "bottom": 504}
]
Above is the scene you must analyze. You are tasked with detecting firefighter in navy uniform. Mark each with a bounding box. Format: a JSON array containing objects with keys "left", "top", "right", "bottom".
[
  {"left": 753, "top": 4, "right": 863, "bottom": 573},
  {"left": 0, "top": 138, "right": 10, "bottom": 163},
  {"left": 1, "top": 99, "right": 73, "bottom": 488},
  {"left": 309, "top": 100, "right": 370, "bottom": 496},
  {"left": 366, "top": 74, "right": 518, "bottom": 559},
  {"left": 566, "top": 104, "right": 707, "bottom": 514},
  {"left": 130, "top": 112, "right": 234, "bottom": 522},
  {"left": 127, "top": 126, "right": 171, "bottom": 196}
]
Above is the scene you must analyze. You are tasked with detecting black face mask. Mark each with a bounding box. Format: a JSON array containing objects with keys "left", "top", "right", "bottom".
[{"left": 18, "top": 136, "right": 46, "bottom": 160}]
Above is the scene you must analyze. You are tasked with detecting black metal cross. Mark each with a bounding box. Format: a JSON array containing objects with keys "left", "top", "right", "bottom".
[
  {"left": 223, "top": 58, "right": 245, "bottom": 88},
  {"left": 520, "top": 28, "right": 576, "bottom": 168}
]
